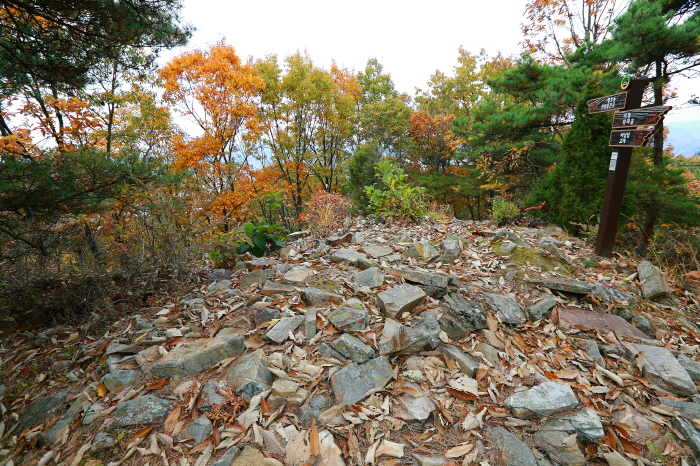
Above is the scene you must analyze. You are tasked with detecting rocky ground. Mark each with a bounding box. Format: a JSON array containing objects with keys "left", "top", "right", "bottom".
[{"left": 2, "top": 218, "right": 700, "bottom": 466}]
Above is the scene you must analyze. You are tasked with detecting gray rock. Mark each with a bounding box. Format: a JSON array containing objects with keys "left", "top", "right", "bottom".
[
  {"left": 499, "top": 240, "right": 518, "bottom": 254},
  {"left": 405, "top": 241, "right": 440, "bottom": 262},
  {"left": 437, "top": 311, "right": 469, "bottom": 341},
  {"left": 302, "top": 287, "right": 343, "bottom": 305},
  {"left": 330, "top": 334, "right": 375, "bottom": 363},
  {"left": 474, "top": 342, "right": 500, "bottom": 367},
  {"left": 532, "top": 431, "right": 586, "bottom": 466},
  {"left": 529, "top": 277, "right": 635, "bottom": 304},
  {"left": 18, "top": 391, "right": 68, "bottom": 431},
  {"left": 670, "top": 417, "right": 700, "bottom": 461},
  {"left": 264, "top": 315, "right": 305, "bottom": 344},
  {"left": 440, "top": 239, "right": 461, "bottom": 263},
  {"left": 574, "top": 339, "right": 605, "bottom": 367},
  {"left": 540, "top": 408, "right": 604, "bottom": 442},
  {"left": 208, "top": 269, "right": 233, "bottom": 283},
  {"left": 199, "top": 380, "right": 226, "bottom": 411},
  {"left": 261, "top": 281, "right": 295, "bottom": 295},
  {"left": 540, "top": 242, "right": 570, "bottom": 264},
  {"left": 363, "top": 245, "right": 394, "bottom": 258},
  {"left": 151, "top": 329, "right": 245, "bottom": 377},
  {"left": 397, "top": 382, "right": 434, "bottom": 420},
  {"left": 538, "top": 236, "right": 561, "bottom": 248},
  {"left": 438, "top": 344, "right": 479, "bottom": 377},
  {"left": 211, "top": 446, "right": 239, "bottom": 466},
  {"left": 678, "top": 354, "right": 700, "bottom": 381},
  {"left": 378, "top": 315, "right": 441, "bottom": 356},
  {"left": 225, "top": 349, "right": 274, "bottom": 400},
  {"left": 245, "top": 258, "right": 279, "bottom": 270},
  {"left": 327, "top": 232, "right": 352, "bottom": 246},
  {"left": 252, "top": 308, "right": 280, "bottom": 327},
  {"left": 83, "top": 403, "right": 105, "bottom": 425},
  {"left": 388, "top": 268, "right": 460, "bottom": 298},
  {"left": 90, "top": 432, "right": 115, "bottom": 454},
  {"left": 377, "top": 284, "right": 426, "bottom": 319},
  {"left": 485, "top": 427, "right": 538, "bottom": 466},
  {"left": 505, "top": 382, "right": 579, "bottom": 419},
  {"left": 481, "top": 292, "right": 527, "bottom": 324},
  {"left": 494, "top": 230, "right": 530, "bottom": 248},
  {"left": 443, "top": 293, "right": 487, "bottom": 330},
  {"left": 328, "top": 306, "right": 370, "bottom": 332},
  {"left": 100, "top": 370, "right": 141, "bottom": 392},
  {"left": 318, "top": 343, "right": 348, "bottom": 361},
  {"left": 623, "top": 342, "right": 697, "bottom": 396},
  {"left": 239, "top": 269, "right": 268, "bottom": 288},
  {"left": 331, "top": 356, "right": 393, "bottom": 405},
  {"left": 46, "top": 415, "right": 75, "bottom": 443},
  {"left": 284, "top": 266, "right": 313, "bottom": 282},
  {"left": 616, "top": 308, "right": 635, "bottom": 321},
  {"left": 181, "top": 415, "right": 213, "bottom": 444},
  {"left": 660, "top": 399, "right": 700, "bottom": 420},
  {"left": 527, "top": 297, "right": 558, "bottom": 321},
  {"left": 633, "top": 314, "right": 654, "bottom": 336},
  {"left": 267, "top": 379, "right": 308, "bottom": 410},
  {"left": 207, "top": 279, "right": 233, "bottom": 295},
  {"left": 297, "top": 394, "right": 333, "bottom": 428},
  {"left": 638, "top": 260, "right": 669, "bottom": 299},
  {"left": 113, "top": 395, "right": 175, "bottom": 426},
  {"left": 233, "top": 445, "right": 265, "bottom": 466},
  {"left": 353, "top": 267, "right": 385, "bottom": 288},
  {"left": 304, "top": 308, "right": 317, "bottom": 340},
  {"left": 330, "top": 248, "right": 368, "bottom": 266},
  {"left": 357, "top": 257, "right": 382, "bottom": 269}
]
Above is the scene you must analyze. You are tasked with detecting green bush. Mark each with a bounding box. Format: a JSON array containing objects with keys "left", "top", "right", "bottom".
[
  {"left": 489, "top": 196, "right": 520, "bottom": 225},
  {"left": 236, "top": 222, "right": 286, "bottom": 258},
  {"left": 364, "top": 161, "right": 427, "bottom": 220}
]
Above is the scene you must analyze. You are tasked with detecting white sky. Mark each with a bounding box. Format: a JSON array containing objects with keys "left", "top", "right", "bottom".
[{"left": 160, "top": 0, "right": 700, "bottom": 124}]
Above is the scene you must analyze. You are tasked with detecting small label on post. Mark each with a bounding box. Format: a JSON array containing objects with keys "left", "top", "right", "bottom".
[{"left": 609, "top": 152, "right": 618, "bottom": 171}]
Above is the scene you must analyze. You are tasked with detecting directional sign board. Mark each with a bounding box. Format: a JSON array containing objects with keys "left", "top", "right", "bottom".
[
  {"left": 587, "top": 92, "right": 627, "bottom": 113},
  {"left": 609, "top": 129, "right": 653, "bottom": 147},
  {"left": 612, "top": 106, "right": 672, "bottom": 128}
]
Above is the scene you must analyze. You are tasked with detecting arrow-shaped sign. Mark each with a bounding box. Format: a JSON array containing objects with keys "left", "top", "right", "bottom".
[
  {"left": 612, "top": 106, "right": 672, "bottom": 128},
  {"left": 609, "top": 129, "right": 654, "bottom": 147},
  {"left": 587, "top": 92, "right": 627, "bottom": 113}
]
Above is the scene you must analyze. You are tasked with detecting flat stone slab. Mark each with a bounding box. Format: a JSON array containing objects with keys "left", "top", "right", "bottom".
[
  {"left": 330, "top": 334, "right": 375, "bottom": 363},
  {"left": 261, "top": 281, "right": 295, "bottom": 295},
  {"left": 225, "top": 349, "right": 274, "bottom": 400},
  {"left": 532, "top": 431, "right": 586, "bottom": 466},
  {"left": 331, "top": 356, "right": 393, "bottom": 405},
  {"left": 377, "top": 284, "right": 426, "bottom": 319},
  {"left": 540, "top": 408, "right": 604, "bottom": 440},
  {"left": 252, "top": 308, "right": 280, "bottom": 327},
  {"left": 328, "top": 306, "right": 370, "bottom": 332},
  {"left": 363, "top": 245, "right": 394, "bottom": 258},
  {"left": 638, "top": 261, "right": 669, "bottom": 299},
  {"left": 245, "top": 259, "right": 279, "bottom": 270},
  {"left": 264, "top": 315, "right": 305, "bottom": 344},
  {"left": 623, "top": 342, "right": 697, "bottom": 396},
  {"left": 527, "top": 297, "right": 558, "bottom": 321},
  {"left": 239, "top": 270, "right": 268, "bottom": 288},
  {"left": 530, "top": 277, "right": 634, "bottom": 304},
  {"left": 387, "top": 268, "right": 459, "bottom": 298},
  {"left": 113, "top": 395, "right": 175, "bottom": 426},
  {"left": 405, "top": 241, "right": 440, "bottom": 262},
  {"left": 484, "top": 427, "right": 538, "bottom": 466},
  {"left": 556, "top": 307, "right": 650, "bottom": 340},
  {"left": 398, "top": 382, "right": 433, "bottom": 420},
  {"left": 302, "top": 287, "right": 343, "bottom": 305},
  {"left": 284, "top": 266, "right": 313, "bottom": 282},
  {"left": 438, "top": 344, "right": 479, "bottom": 377},
  {"left": 330, "top": 248, "right": 368, "bottom": 266},
  {"left": 670, "top": 417, "right": 700, "bottom": 461},
  {"left": 678, "top": 354, "right": 700, "bottom": 381},
  {"left": 298, "top": 394, "right": 333, "bottom": 428},
  {"left": 181, "top": 415, "right": 213, "bottom": 444},
  {"left": 481, "top": 292, "right": 527, "bottom": 324},
  {"left": 505, "top": 381, "right": 579, "bottom": 419},
  {"left": 378, "top": 315, "right": 441, "bottom": 356},
  {"left": 151, "top": 329, "right": 245, "bottom": 377},
  {"left": 100, "top": 370, "right": 141, "bottom": 392},
  {"left": 18, "top": 391, "right": 68, "bottom": 431},
  {"left": 660, "top": 399, "right": 700, "bottom": 420},
  {"left": 353, "top": 267, "right": 384, "bottom": 288}
]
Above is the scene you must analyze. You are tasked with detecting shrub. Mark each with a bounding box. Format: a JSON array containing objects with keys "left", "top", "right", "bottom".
[
  {"left": 365, "top": 161, "right": 427, "bottom": 221},
  {"left": 300, "top": 191, "right": 351, "bottom": 236},
  {"left": 489, "top": 196, "right": 520, "bottom": 225},
  {"left": 236, "top": 222, "right": 286, "bottom": 258}
]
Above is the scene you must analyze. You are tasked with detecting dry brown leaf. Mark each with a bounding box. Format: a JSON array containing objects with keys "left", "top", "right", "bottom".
[
  {"left": 194, "top": 445, "right": 213, "bottom": 466},
  {"left": 96, "top": 382, "right": 107, "bottom": 397},
  {"left": 285, "top": 430, "right": 311, "bottom": 466},
  {"left": 375, "top": 440, "right": 404, "bottom": 458},
  {"left": 309, "top": 421, "right": 320, "bottom": 457},
  {"left": 603, "top": 450, "right": 632, "bottom": 466},
  {"left": 445, "top": 443, "right": 474, "bottom": 458},
  {"left": 556, "top": 368, "right": 579, "bottom": 380},
  {"left": 164, "top": 405, "right": 181, "bottom": 436}
]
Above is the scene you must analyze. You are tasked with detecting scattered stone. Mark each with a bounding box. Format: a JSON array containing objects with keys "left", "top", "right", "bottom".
[
  {"left": 331, "top": 356, "right": 393, "bottom": 405},
  {"left": 199, "top": 380, "right": 226, "bottom": 411},
  {"left": 263, "top": 315, "right": 305, "bottom": 344},
  {"left": 678, "top": 354, "right": 700, "bottom": 381},
  {"left": 540, "top": 242, "right": 570, "bottom": 265},
  {"left": 106, "top": 342, "right": 144, "bottom": 355},
  {"left": 557, "top": 307, "right": 650, "bottom": 340},
  {"left": 327, "top": 232, "right": 352, "bottom": 246},
  {"left": 405, "top": 241, "right": 440, "bottom": 262},
  {"left": 378, "top": 315, "right": 441, "bottom": 356},
  {"left": 181, "top": 415, "right": 213, "bottom": 444},
  {"left": 225, "top": 349, "right": 274, "bottom": 399},
  {"left": 388, "top": 268, "right": 459, "bottom": 298},
  {"left": 357, "top": 257, "right": 381, "bottom": 269},
  {"left": 211, "top": 446, "right": 239, "bottom": 466},
  {"left": 0, "top": 384, "right": 6, "bottom": 400},
  {"left": 330, "top": 248, "right": 368, "bottom": 266},
  {"left": 113, "top": 395, "right": 175, "bottom": 426},
  {"left": 494, "top": 230, "right": 529, "bottom": 248},
  {"left": 90, "top": 432, "right": 115, "bottom": 454},
  {"left": 499, "top": 240, "right": 518, "bottom": 254},
  {"left": 442, "top": 293, "right": 487, "bottom": 331},
  {"left": 207, "top": 279, "right": 233, "bottom": 295},
  {"left": 17, "top": 391, "right": 68, "bottom": 431},
  {"left": 530, "top": 277, "right": 634, "bottom": 304},
  {"left": 660, "top": 398, "right": 700, "bottom": 420},
  {"left": 481, "top": 292, "right": 527, "bottom": 324},
  {"left": 330, "top": 334, "right": 375, "bottom": 363},
  {"left": 297, "top": 394, "right": 333, "bottom": 428},
  {"left": 284, "top": 266, "right": 313, "bottom": 282},
  {"left": 83, "top": 403, "right": 105, "bottom": 425},
  {"left": 363, "top": 245, "right": 394, "bottom": 258},
  {"left": 232, "top": 445, "right": 265, "bottom": 466},
  {"left": 480, "top": 329, "right": 504, "bottom": 349},
  {"left": 670, "top": 417, "right": 700, "bottom": 461},
  {"left": 328, "top": 306, "right": 370, "bottom": 332},
  {"left": 268, "top": 379, "right": 308, "bottom": 411},
  {"left": 318, "top": 343, "right": 348, "bottom": 361},
  {"left": 100, "top": 370, "right": 141, "bottom": 392},
  {"left": 377, "top": 284, "right": 426, "bottom": 319},
  {"left": 151, "top": 329, "right": 245, "bottom": 377},
  {"left": 440, "top": 239, "right": 461, "bottom": 263},
  {"left": 484, "top": 427, "right": 538, "bottom": 466},
  {"left": 632, "top": 314, "right": 654, "bottom": 336},
  {"left": 261, "top": 281, "right": 295, "bottom": 295},
  {"left": 613, "top": 405, "right": 655, "bottom": 442},
  {"left": 304, "top": 308, "right": 317, "bottom": 340},
  {"left": 353, "top": 267, "right": 384, "bottom": 288},
  {"left": 208, "top": 269, "right": 233, "bottom": 283},
  {"left": 616, "top": 308, "right": 635, "bottom": 321},
  {"left": 252, "top": 307, "right": 280, "bottom": 327},
  {"left": 540, "top": 408, "right": 605, "bottom": 442},
  {"left": 638, "top": 260, "right": 669, "bottom": 299},
  {"left": 474, "top": 342, "right": 500, "bottom": 366},
  {"left": 397, "top": 382, "right": 434, "bottom": 420},
  {"left": 538, "top": 236, "right": 561, "bottom": 248},
  {"left": 239, "top": 269, "right": 268, "bottom": 288},
  {"left": 527, "top": 297, "right": 557, "bottom": 321},
  {"left": 438, "top": 344, "right": 479, "bottom": 377},
  {"left": 623, "top": 342, "right": 697, "bottom": 396},
  {"left": 286, "top": 231, "right": 306, "bottom": 241},
  {"left": 302, "top": 287, "right": 343, "bottom": 305},
  {"left": 574, "top": 338, "right": 605, "bottom": 367},
  {"left": 532, "top": 430, "right": 586, "bottom": 466},
  {"left": 504, "top": 382, "right": 579, "bottom": 419}
]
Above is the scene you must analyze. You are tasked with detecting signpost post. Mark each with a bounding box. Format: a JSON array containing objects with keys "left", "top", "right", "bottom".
[{"left": 587, "top": 77, "right": 670, "bottom": 257}]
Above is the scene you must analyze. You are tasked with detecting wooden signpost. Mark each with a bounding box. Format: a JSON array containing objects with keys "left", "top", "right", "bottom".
[{"left": 587, "top": 77, "right": 671, "bottom": 257}]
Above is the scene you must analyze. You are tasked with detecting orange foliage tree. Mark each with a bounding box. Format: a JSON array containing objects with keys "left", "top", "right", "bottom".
[
  {"left": 159, "top": 42, "right": 265, "bottom": 227},
  {"left": 408, "top": 110, "right": 463, "bottom": 173}
]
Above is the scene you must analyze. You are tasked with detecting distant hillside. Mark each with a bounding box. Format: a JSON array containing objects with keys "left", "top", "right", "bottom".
[{"left": 666, "top": 119, "right": 700, "bottom": 157}]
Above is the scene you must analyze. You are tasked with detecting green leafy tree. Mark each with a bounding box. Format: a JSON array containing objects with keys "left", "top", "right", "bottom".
[{"left": 345, "top": 143, "right": 382, "bottom": 212}]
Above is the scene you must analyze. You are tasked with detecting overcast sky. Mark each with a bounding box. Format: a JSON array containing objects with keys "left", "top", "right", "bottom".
[{"left": 159, "top": 0, "right": 699, "bottom": 124}]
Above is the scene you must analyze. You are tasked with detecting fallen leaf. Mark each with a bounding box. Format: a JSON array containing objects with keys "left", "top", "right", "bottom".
[
  {"left": 309, "top": 421, "right": 320, "bottom": 457},
  {"left": 164, "top": 406, "right": 181, "bottom": 436},
  {"left": 446, "top": 443, "right": 474, "bottom": 458},
  {"left": 96, "top": 382, "right": 107, "bottom": 397},
  {"left": 376, "top": 440, "right": 404, "bottom": 458},
  {"left": 603, "top": 450, "right": 632, "bottom": 466},
  {"left": 144, "top": 377, "right": 169, "bottom": 391}
]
